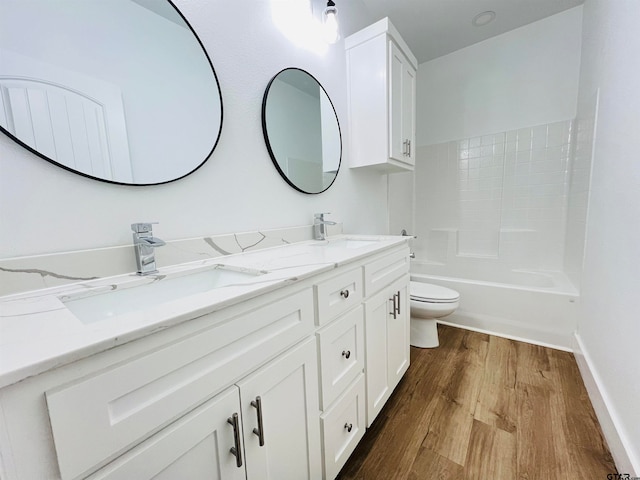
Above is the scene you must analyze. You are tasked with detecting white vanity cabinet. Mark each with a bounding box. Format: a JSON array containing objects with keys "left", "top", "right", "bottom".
[
  {"left": 313, "top": 245, "right": 410, "bottom": 478},
  {"left": 362, "top": 249, "right": 411, "bottom": 427},
  {"left": 0, "top": 237, "right": 411, "bottom": 480},
  {"left": 84, "top": 337, "right": 322, "bottom": 480},
  {"left": 345, "top": 17, "right": 417, "bottom": 173},
  {"left": 364, "top": 277, "right": 410, "bottom": 427},
  {"left": 0, "top": 286, "right": 318, "bottom": 480},
  {"left": 314, "top": 270, "right": 367, "bottom": 479}
]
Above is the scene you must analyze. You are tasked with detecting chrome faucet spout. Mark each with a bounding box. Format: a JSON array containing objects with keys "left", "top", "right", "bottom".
[
  {"left": 131, "top": 222, "right": 165, "bottom": 275},
  {"left": 313, "top": 213, "right": 336, "bottom": 241},
  {"left": 136, "top": 236, "right": 166, "bottom": 247}
]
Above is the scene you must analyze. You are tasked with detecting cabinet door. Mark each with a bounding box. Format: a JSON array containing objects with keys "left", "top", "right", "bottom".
[
  {"left": 364, "top": 286, "right": 392, "bottom": 426},
  {"left": 364, "top": 275, "right": 410, "bottom": 427},
  {"left": 389, "top": 42, "right": 415, "bottom": 167},
  {"left": 401, "top": 61, "right": 416, "bottom": 166},
  {"left": 387, "top": 280, "right": 410, "bottom": 388},
  {"left": 238, "top": 337, "right": 322, "bottom": 480},
  {"left": 388, "top": 41, "right": 405, "bottom": 162},
  {"left": 87, "top": 386, "right": 246, "bottom": 480}
]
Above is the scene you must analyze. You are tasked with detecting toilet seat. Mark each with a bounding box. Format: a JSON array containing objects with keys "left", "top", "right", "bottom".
[{"left": 410, "top": 282, "right": 459, "bottom": 304}]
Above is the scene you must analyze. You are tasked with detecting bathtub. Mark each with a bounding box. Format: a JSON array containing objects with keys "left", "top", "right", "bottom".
[{"left": 410, "top": 262, "right": 579, "bottom": 350}]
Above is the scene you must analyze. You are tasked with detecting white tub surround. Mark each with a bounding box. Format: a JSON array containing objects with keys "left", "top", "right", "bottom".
[
  {"left": 405, "top": 119, "right": 581, "bottom": 351},
  {"left": 413, "top": 120, "right": 574, "bottom": 273},
  {"left": 0, "top": 235, "right": 410, "bottom": 480}
]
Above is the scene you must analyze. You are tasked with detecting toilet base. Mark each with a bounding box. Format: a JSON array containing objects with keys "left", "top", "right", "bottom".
[{"left": 410, "top": 317, "right": 439, "bottom": 348}]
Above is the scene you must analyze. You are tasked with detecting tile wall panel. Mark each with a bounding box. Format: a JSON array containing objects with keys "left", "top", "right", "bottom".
[
  {"left": 564, "top": 92, "right": 598, "bottom": 286},
  {"left": 414, "top": 119, "right": 574, "bottom": 275}
]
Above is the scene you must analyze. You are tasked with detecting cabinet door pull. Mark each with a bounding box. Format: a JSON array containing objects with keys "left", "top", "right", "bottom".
[
  {"left": 251, "top": 396, "right": 265, "bottom": 446},
  {"left": 227, "top": 413, "right": 243, "bottom": 468},
  {"left": 408, "top": 140, "right": 411, "bottom": 157},
  {"left": 344, "top": 422, "right": 353, "bottom": 432},
  {"left": 395, "top": 291, "right": 401, "bottom": 315},
  {"left": 340, "top": 289, "right": 350, "bottom": 299},
  {"left": 342, "top": 350, "right": 351, "bottom": 359},
  {"left": 389, "top": 296, "right": 397, "bottom": 319}
]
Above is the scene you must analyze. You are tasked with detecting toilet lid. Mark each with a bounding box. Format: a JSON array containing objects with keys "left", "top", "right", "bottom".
[{"left": 410, "top": 282, "right": 459, "bottom": 303}]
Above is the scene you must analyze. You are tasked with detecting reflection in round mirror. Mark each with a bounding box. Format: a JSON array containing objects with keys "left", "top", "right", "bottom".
[
  {"left": 0, "top": 0, "right": 222, "bottom": 186},
  {"left": 262, "top": 68, "right": 341, "bottom": 194}
]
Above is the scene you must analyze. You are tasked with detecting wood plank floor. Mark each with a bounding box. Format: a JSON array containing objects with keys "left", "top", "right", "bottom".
[{"left": 337, "top": 324, "right": 617, "bottom": 480}]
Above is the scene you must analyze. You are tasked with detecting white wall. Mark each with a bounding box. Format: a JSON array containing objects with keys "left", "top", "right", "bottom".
[
  {"left": 574, "top": 0, "right": 640, "bottom": 473},
  {"left": 416, "top": 7, "right": 583, "bottom": 146},
  {"left": 0, "top": 0, "right": 384, "bottom": 258}
]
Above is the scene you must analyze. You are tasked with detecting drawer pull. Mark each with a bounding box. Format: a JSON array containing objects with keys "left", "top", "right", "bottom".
[
  {"left": 251, "top": 396, "right": 265, "bottom": 446},
  {"left": 342, "top": 350, "right": 351, "bottom": 359},
  {"left": 340, "top": 289, "right": 350, "bottom": 299},
  {"left": 344, "top": 422, "right": 353, "bottom": 433},
  {"left": 227, "top": 413, "right": 243, "bottom": 468}
]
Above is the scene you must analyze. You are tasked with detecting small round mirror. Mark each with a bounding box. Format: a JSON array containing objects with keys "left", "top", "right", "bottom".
[{"left": 262, "top": 68, "right": 341, "bottom": 194}]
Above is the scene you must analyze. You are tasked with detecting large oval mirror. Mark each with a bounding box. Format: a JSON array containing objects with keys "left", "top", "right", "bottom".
[
  {"left": 0, "top": 0, "right": 222, "bottom": 185},
  {"left": 262, "top": 68, "right": 341, "bottom": 194}
]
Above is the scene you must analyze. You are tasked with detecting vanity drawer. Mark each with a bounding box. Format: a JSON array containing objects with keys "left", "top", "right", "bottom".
[
  {"left": 45, "top": 288, "right": 314, "bottom": 480},
  {"left": 317, "top": 305, "right": 365, "bottom": 410},
  {"left": 320, "top": 374, "right": 366, "bottom": 480},
  {"left": 363, "top": 247, "right": 409, "bottom": 296},
  {"left": 315, "top": 267, "right": 363, "bottom": 326}
]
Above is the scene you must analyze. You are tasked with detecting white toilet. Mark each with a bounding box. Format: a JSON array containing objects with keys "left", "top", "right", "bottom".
[{"left": 410, "top": 281, "right": 460, "bottom": 348}]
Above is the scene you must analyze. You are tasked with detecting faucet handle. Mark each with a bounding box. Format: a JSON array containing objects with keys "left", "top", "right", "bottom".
[
  {"left": 131, "top": 222, "right": 158, "bottom": 234},
  {"left": 314, "top": 212, "right": 331, "bottom": 220}
]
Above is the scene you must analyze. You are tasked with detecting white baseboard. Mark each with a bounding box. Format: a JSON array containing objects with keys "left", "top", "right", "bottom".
[
  {"left": 572, "top": 332, "right": 638, "bottom": 476},
  {"left": 437, "top": 317, "right": 573, "bottom": 352}
]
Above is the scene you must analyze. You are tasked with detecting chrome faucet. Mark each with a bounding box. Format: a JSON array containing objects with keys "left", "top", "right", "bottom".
[
  {"left": 314, "top": 213, "right": 336, "bottom": 241},
  {"left": 131, "top": 222, "right": 166, "bottom": 275}
]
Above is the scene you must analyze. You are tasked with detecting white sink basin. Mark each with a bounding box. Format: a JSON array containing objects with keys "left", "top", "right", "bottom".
[{"left": 63, "top": 267, "right": 263, "bottom": 324}]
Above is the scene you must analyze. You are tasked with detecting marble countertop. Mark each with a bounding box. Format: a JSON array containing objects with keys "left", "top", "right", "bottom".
[{"left": 0, "top": 235, "right": 409, "bottom": 388}]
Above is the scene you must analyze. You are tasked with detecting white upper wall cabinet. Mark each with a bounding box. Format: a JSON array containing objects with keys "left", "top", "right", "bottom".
[{"left": 345, "top": 18, "right": 417, "bottom": 173}]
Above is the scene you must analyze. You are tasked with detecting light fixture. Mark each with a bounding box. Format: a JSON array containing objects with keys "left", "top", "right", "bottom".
[
  {"left": 323, "top": 0, "right": 339, "bottom": 44},
  {"left": 472, "top": 10, "right": 496, "bottom": 27}
]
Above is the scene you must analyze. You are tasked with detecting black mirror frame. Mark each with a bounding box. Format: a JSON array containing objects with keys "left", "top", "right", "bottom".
[
  {"left": 0, "top": 0, "right": 223, "bottom": 187},
  {"left": 261, "top": 67, "right": 342, "bottom": 195}
]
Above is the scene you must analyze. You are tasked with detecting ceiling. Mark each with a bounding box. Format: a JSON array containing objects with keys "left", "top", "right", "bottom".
[{"left": 360, "top": 0, "right": 584, "bottom": 64}]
